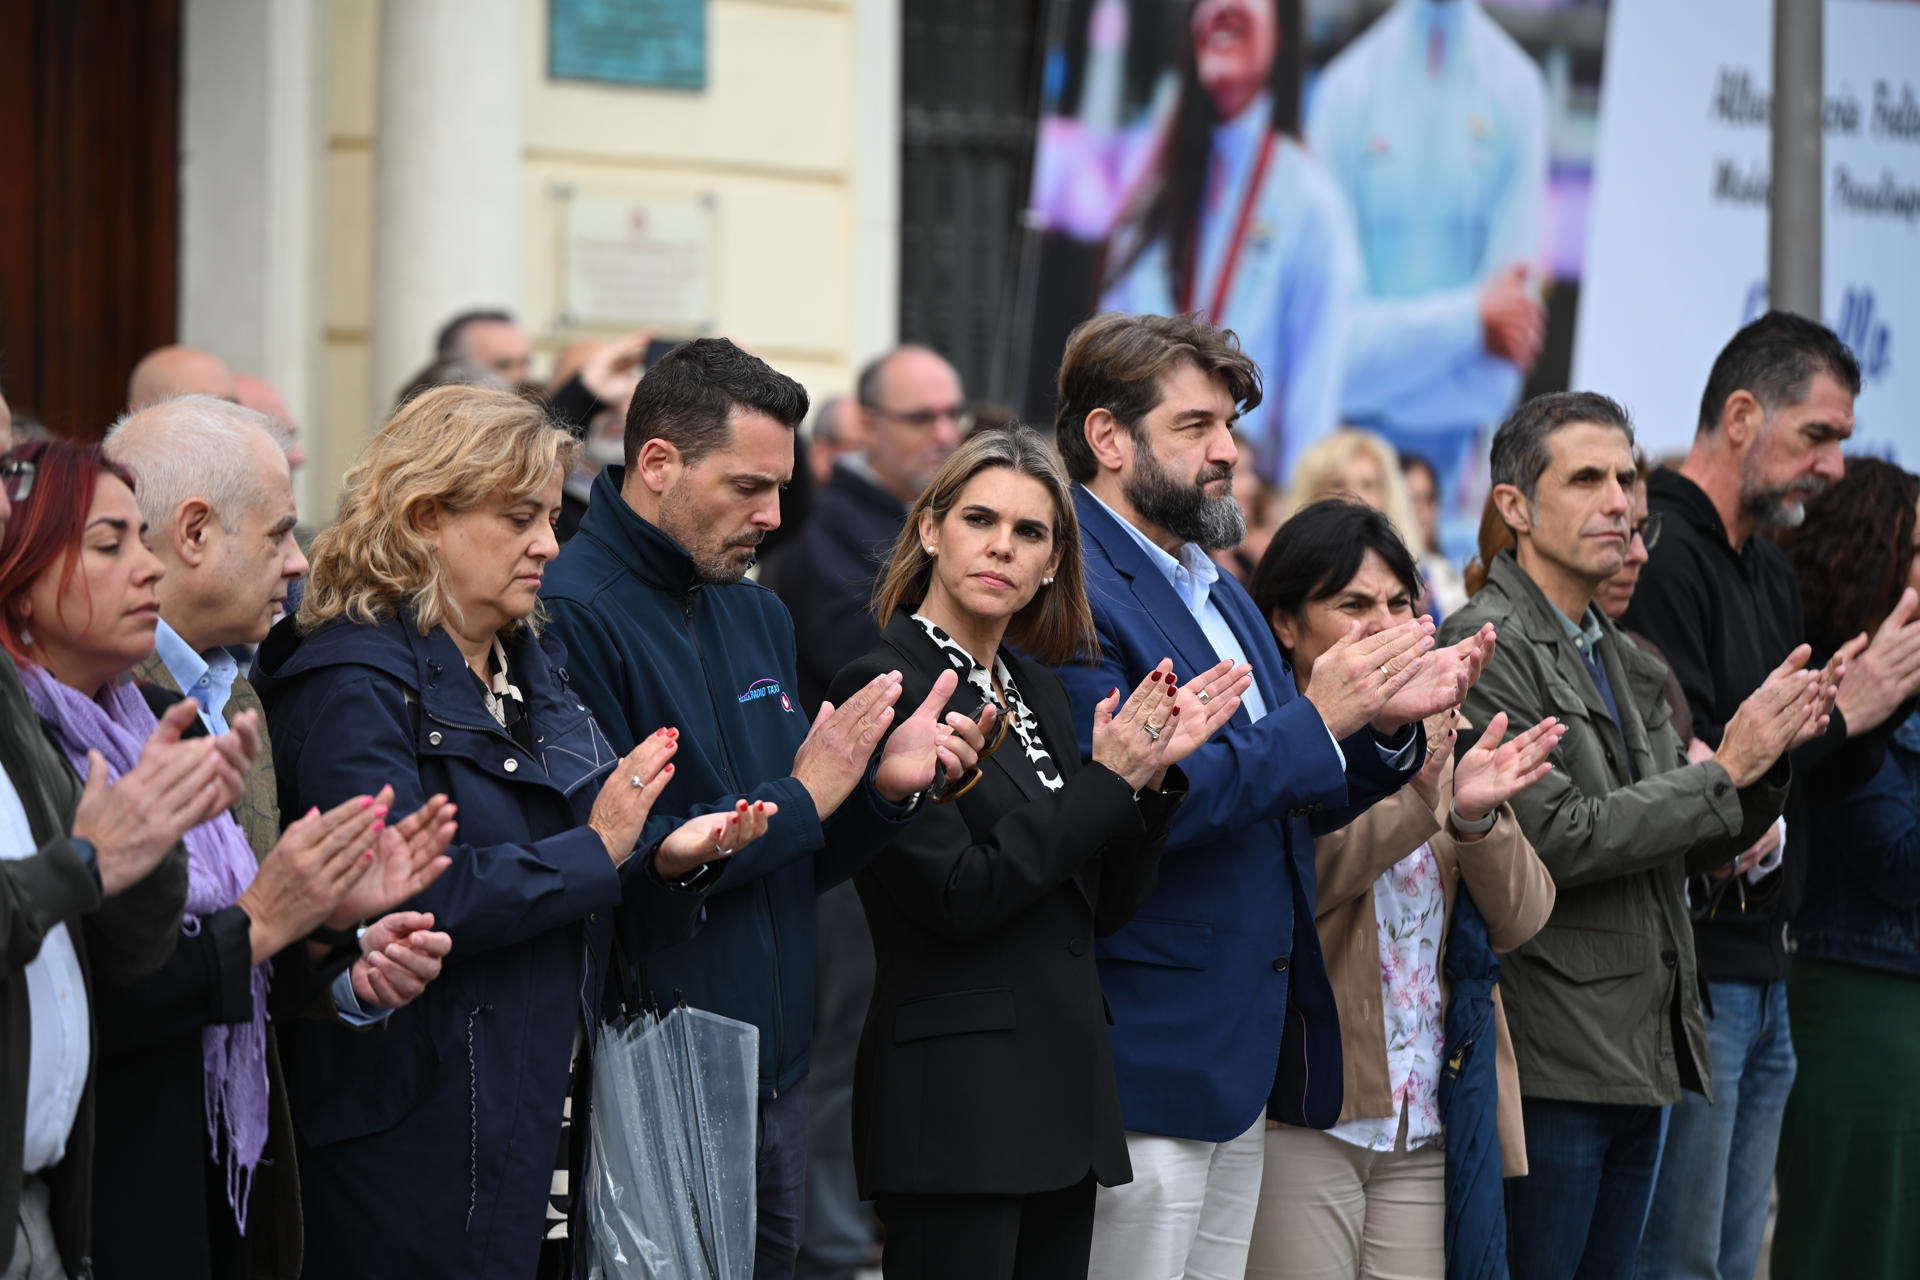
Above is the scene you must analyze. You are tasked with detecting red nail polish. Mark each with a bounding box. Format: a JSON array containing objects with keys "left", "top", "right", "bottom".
[
  {"left": 1171, "top": 707, "right": 1181, "bottom": 716},
  {"left": 360, "top": 797, "right": 373, "bottom": 809},
  {"left": 1109, "top": 688, "right": 1119, "bottom": 700},
  {"left": 663, "top": 763, "right": 674, "bottom": 774}
]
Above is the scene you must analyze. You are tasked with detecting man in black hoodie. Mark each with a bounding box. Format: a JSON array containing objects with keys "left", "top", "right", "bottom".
[{"left": 1625, "top": 312, "right": 1920, "bottom": 1280}]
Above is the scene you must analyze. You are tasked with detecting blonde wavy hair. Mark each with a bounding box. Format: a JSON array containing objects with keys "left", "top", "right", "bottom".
[
  {"left": 299, "top": 385, "right": 580, "bottom": 637},
  {"left": 1279, "top": 427, "right": 1420, "bottom": 548}
]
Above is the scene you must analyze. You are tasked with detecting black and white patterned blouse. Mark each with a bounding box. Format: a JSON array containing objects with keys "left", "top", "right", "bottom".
[{"left": 912, "top": 614, "right": 1063, "bottom": 792}]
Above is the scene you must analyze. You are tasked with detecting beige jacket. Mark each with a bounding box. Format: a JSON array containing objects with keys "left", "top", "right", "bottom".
[{"left": 1309, "top": 746, "right": 1554, "bottom": 1176}]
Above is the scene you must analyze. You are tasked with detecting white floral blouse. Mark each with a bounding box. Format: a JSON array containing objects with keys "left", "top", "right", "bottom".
[{"left": 1325, "top": 841, "right": 1448, "bottom": 1153}]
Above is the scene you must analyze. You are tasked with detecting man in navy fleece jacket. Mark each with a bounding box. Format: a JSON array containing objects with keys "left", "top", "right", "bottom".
[{"left": 542, "top": 338, "right": 959, "bottom": 1280}]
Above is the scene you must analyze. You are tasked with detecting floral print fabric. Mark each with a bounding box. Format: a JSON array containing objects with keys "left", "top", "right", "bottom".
[{"left": 1326, "top": 841, "right": 1448, "bottom": 1153}]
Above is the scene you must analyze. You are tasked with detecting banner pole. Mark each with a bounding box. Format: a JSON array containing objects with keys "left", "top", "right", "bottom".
[{"left": 1769, "top": 0, "right": 1822, "bottom": 317}]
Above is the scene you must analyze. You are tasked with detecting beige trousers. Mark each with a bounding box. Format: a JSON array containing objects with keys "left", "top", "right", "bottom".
[{"left": 1244, "top": 1118, "right": 1445, "bottom": 1280}]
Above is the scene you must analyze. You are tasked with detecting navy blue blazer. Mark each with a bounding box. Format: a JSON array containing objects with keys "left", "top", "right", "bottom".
[{"left": 1046, "top": 487, "right": 1421, "bottom": 1142}]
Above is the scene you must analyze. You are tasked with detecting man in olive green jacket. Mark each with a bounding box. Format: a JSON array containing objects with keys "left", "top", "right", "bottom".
[
  {"left": 1437, "top": 390, "right": 1832, "bottom": 1280},
  {"left": 0, "top": 397, "right": 253, "bottom": 1279}
]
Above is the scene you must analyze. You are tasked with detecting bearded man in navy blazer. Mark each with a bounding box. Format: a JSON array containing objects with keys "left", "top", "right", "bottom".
[{"left": 1047, "top": 312, "right": 1495, "bottom": 1280}]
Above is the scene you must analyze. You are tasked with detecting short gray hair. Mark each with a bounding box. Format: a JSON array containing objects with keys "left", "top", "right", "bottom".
[
  {"left": 104, "top": 395, "right": 280, "bottom": 533},
  {"left": 1489, "top": 391, "right": 1635, "bottom": 502}
]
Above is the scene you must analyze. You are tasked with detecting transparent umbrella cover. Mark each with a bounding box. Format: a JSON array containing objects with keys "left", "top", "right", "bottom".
[{"left": 583, "top": 997, "right": 760, "bottom": 1280}]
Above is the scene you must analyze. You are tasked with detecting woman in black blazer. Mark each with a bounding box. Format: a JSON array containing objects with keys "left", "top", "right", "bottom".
[{"left": 825, "top": 427, "right": 1250, "bottom": 1280}]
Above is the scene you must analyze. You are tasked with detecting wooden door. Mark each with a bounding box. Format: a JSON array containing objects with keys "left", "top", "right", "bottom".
[{"left": 0, "top": 0, "right": 181, "bottom": 439}]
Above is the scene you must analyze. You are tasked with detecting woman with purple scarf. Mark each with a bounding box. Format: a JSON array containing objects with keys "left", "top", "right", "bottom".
[{"left": 0, "top": 439, "right": 457, "bottom": 1279}]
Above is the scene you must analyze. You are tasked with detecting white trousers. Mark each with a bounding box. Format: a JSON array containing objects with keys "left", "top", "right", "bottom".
[
  {"left": 1086, "top": 1115, "right": 1268, "bottom": 1280},
  {"left": 1244, "top": 1120, "right": 1446, "bottom": 1280}
]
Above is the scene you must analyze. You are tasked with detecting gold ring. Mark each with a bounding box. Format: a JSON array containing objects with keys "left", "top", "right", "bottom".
[{"left": 1143, "top": 721, "right": 1163, "bottom": 741}]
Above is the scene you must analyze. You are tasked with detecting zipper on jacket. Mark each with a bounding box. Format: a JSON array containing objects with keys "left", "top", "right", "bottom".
[
  {"left": 765, "top": 878, "right": 785, "bottom": 1088},
  {"left": 681, "top": 591, "right": 743, "bottom": 793},
  {"left": 681, "top": 587, "right": 784, "bottom": 1085}
]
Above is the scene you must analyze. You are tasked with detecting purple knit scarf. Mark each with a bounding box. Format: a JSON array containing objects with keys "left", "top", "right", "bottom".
[{"left": 22, "top": 663, "right": 271, "bottom": 1231}]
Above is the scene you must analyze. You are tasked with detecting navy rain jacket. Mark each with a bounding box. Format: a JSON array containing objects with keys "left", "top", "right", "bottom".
[
  {"left": 542, "top": 466, "right": 913, "bottom": 1099},
  {"left": 251, "top": 613, "right": 707, "bottom": 1280}
]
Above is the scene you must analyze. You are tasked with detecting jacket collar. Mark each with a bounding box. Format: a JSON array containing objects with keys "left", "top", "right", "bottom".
[
  {"left": 829, "top": 456, "right": 910, "bottom": 520},
  {"left": 576, "top": 465, "right": 706, "bottom": 598},
  {"left": 1075, "top": 486, "right": 1253, "bottom": 698},
  {"left": 1483, "top": 550, "right": 1671, "bottom": 727},
  {"left": 1649, "top": 466, "right": 1744, "bottom": 561}
]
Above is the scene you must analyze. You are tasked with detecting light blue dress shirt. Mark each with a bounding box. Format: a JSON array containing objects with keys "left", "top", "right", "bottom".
[
  {"left": 1079, "top": 486, "right": 1420, "bottom": 770},
  {"left": 152, "top": 618, "right": 239, "bottom": 735},
  {"left": 1102, "top": 92, "right": 1361, "bottom": 484},
  {"left": 1308, "top": 0, "right": 1548, "bottom": 434},
  {"left": 1, "top": 769, "right": 89, "bottom": 1172},
  {"left": 151, "top": 618, "right": 386, "bottom": 1026}
]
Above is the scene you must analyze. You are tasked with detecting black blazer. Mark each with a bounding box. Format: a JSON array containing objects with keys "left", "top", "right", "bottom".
[{"left": 828, "top": 612, "right": 1186, "bottom": 1199}]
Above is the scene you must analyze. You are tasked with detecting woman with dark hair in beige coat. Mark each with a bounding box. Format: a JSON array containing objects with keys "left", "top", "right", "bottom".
[{"left": 1244, "top": 499, "right": 1559, "bottom": 1280}]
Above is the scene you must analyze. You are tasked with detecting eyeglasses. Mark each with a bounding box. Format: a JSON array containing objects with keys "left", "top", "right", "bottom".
[
  {"left": 930, "top": 701, "right": 1012, "bottom": 804},
  {"left": 1631, "top": 512, "right": 1663, "bottom": 551},
  {"left": 864, "top": 402, "right": 976, "bottom": 434},
  {"left": 1, "top": 458, "right": 34, "bottom": 504}
]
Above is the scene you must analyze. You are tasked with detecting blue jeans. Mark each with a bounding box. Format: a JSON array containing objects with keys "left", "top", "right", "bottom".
[
  {"left": 1636, "top": 979, "right": 1795, "bottom": 1280},
  {"left": 1506, "top": 1098, "right": 1668, "bottom": 1280}
]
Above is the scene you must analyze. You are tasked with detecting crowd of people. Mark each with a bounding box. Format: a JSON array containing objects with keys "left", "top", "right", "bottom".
[{"left": 2, "top": 302, "right": 1913, "bottom": 1280}]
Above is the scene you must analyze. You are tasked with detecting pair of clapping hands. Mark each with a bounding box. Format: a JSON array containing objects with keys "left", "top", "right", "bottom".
[
  {"left": 1311, "top": 619, "right": 1562, "bottom": 832},
  {"left": 67, "top": 698, "right": 458, "bottom": 1012},
  {"left": 579, "top": 671, "right": 1018, "bottom": 883}
]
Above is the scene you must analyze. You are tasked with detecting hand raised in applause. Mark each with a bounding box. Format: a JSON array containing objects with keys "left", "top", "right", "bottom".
[
  {"left": 1450, "top": 711, "right": 1563, "bottom": 831},
  {"left": 1301, "top": 617, "right": 1435, "bottom": 740},
  {"left": 656, "top": 799, "right": 779, "bottom": 879},
  {"left": 350, "top": 910, "right": 452, "bottom": 1010},
  {"left": 1713, "top": 645, "right": 1830, "bottom": 787},
  {"left": 72, "top": 699, "right": 251, "bottom": 896},
  {"left": 237, "top": 793, "right": 389, "bottom": 964},
  {"left": 588, "top": 729, "right": 680, "bottom": 865},
  {"left": 324, "top": 790, "right": 459, "bottom": 928},
  {"left": 791, "top": 671, "right": 905, "bottom": 818}
]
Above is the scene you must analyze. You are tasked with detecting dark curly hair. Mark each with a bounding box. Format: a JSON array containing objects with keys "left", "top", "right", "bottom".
[{"left": 1779, "top": 456, "right": 1920, "bottom": 661}]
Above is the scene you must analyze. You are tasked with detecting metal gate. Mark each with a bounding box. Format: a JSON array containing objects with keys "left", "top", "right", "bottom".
[{"left": 898, "top": 0, "right": 1045, "bottom": 411}]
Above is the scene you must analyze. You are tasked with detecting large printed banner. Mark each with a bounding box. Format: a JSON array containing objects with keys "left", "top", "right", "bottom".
[
  {"left": 1019, "top": 0, "right": 1608, "bottom": 554},
  {"left": 1574, "top": 0, "right": 1920, "bottom": 460}
]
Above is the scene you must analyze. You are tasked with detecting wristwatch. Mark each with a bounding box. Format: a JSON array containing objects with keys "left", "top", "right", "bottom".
[{"left": 69, "top": 837, "right": 103, "bottom": 895}]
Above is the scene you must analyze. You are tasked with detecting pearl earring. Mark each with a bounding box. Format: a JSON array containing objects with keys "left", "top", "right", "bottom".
[
  {"left": 1042, "top": 576, "right": 1055, "bottom": 586},
  {"left": 924, "top": 545, "right": 937, "bottom": 556}
]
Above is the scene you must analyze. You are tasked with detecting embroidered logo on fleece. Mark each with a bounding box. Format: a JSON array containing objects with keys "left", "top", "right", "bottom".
[{"left": 738, "top": 678, "right": 794, "bottom": 712}]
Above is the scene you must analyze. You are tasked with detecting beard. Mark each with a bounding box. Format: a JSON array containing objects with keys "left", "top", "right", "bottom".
[
  {"left": 660, "top": 483, "right": 765, "bottom": 585},
  {"left": 1739, "top": 451, "right": 1828, "bottom": 531},
  {"left": 1122, "top": 435, "right": 1246, "bottom": 552}
]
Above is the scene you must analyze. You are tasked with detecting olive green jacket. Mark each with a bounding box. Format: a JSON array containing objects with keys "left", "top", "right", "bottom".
[
  {"left": 0, "top": 653, "right": 189, "bottom": 1276},
  {"left": 1439, "top": 551, "right": 1787, "bottom": 1106}
]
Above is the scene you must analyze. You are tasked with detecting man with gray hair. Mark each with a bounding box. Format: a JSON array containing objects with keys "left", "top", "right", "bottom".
[
  {"left": 1438, "top": 389, "right": 1830, "bottom": 1277},
  {"left": 104, "top": 397, "right": 449, "bottom": 1020},
  {"left": 1621, "top": 313, "right": 1920, "bottom": 1280}
]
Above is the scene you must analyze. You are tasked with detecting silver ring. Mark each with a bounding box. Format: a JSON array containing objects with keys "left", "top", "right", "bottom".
[
  {"left": 630, "top": 775, "right": 643, "bottom": 788},
  {"left": 1196, "top": 690, "right": 1212, "bottom": 704},
  {"left": 1143, "top": 721, "right": 1163, "bottom": 741}
]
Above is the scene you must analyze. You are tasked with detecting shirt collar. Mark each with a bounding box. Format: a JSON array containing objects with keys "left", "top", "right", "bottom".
[
  {"left": 1549, "top": 600, "right": 1608, "bottom": 660},
  {"left": 1080, "top": 484, "right": 1220, "bottom": 612},
  {"left": 152, "top": 616, "right": 240, "bottom": 729}
]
